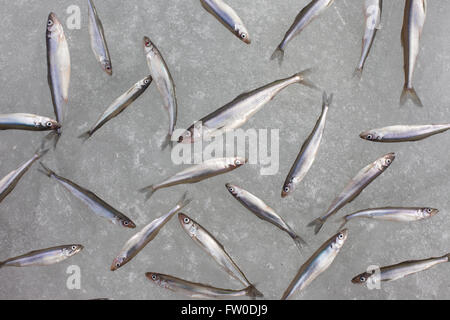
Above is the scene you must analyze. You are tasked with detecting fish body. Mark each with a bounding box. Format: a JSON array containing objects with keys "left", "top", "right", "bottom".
[
  {"left": 39, "top": 163, "right": 136, "bottom": 228},
  {"left": 360, "top": 124, "right": 450, "bottom": 142},
  {"left": 200, "top": 0, "right": 250, "bottom": 44},
  {"left": 79, "top": 76, "right": 152, "bottom": 140},
  {"left": 225, "top": 183, "right": 306, "bottom": 251},
  {"left": 271, "top": 0, "right": 335, "bottom": 64},
  {"left": 0, "top": 245, "right": 83, "bottom": 268},
  {"left": 282, "top": 92, "right": 332, "bottom": 198},
  {"left": 178, "top": 70, "right": 316, "bottom": 143},
  {"left": 281, "top": 229, "right": 348, "bottom": 300},
  {"left": 401, "top": 0, "right": 427, "bottom": 107},
  {"left": 0, "top": 148, "right": 48, "bottom": 203},
  {"left": 111, "top": 194, "right": 191, "bottom": 271},
  {"left": 47, "top": 12, "right": 71, "bottom": 139},
  {"left": 140, "top": 157, "right": 246, "bottom": 200},
  {"left": 88, "top": 0, "right": 112, "bottom": 75},
  {"left": 308, "top": 153, "right": 395, "bottom": 234},
  {"left": 352, "top": 254, "right": 449, "bottom": 284},
  {"left": 178, "top": 213, "right": 263, "bottom": 297},
  {"left": 340, "top": 207, "right": 438, "bottom": 229},
  {"left": 146, "top": 272, "right": 260, "bottom": 299},
  {"left": 355, "top": 0, "right": 382, "bottom": 77},
  {"left": 143, "top": 37, "right": 177, "bottom": 149},
  {"left": 0, "top": 113, "right": 60, "bottom": 131}
]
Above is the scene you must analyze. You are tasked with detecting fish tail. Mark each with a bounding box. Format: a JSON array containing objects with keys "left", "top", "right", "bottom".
[
  {"left": 291, "top": 234, "right": 308, "bottom": 252},
  {"left": 78, "top": 131, "right": 92, "bottom": 143},
  {"left": 400, "top": 86, "right": 423, "bottom": 107},
  {"left": 160, "top": 134, "right": 173, "bottom": 150},
  {"left": 38, "top": 162, "right": 55, "bottom": 178},
  {"left": 322, "top": 91, "right": 333, "bottom": 109},
  {"left": 0, "top": 261, "right": 5, "bottom": 269},
  {"left": 177, "top": 192, "right": 192, "bottom": 209},
  {"left": 353, "top": 68, "right": 363, "bottom": 80},
  {"left": 139, "top": 185, "right": 156, "bottom": 201},
  {"left": 246, "top": 284, "right": 264, "bottom": 299},
  {"left": 444, "top": 253, "right": 450, "bottom": 262},
  {"left": 307, "top": 217, "right": 325, "bottom": 235},
  {"left": 296, "top": 68, "right": 319, "bottom": 91},
  {"left": 337, "top": 216, "right": 349, "bottom": 231},
  {"left": 52, "top": 130, "right": 62, "bottom": 149},
  {"left": 270, "top": 45, "right": 284, "bottom": 66}
]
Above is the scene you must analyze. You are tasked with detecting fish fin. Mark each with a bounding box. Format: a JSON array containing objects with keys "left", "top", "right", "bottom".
[
  {"left": 353, "top": 68, "right": 363, "bottom": 80},
  {"left": 400, "top": 87, "right": 423, "bottom": 107},
  {"left": 177, "top": 192, "right": 192, "bottom": 209},
  {"left": 291, "top": 234, "right": 307, "bottom": 252},
  {"left": 160, "top": 134, "right": 173, "bottom": 150},
  {"left": 322, "top": 91, "right": 333, "bottom": 109},
  {"left": 307, "top": 217, "right": 325, "bottom": 235},
  {"left": 51, "top": 130, "right": 62, "bottom": 149},
  {"left": 78, "top": 131, "right": 92, "bottom": 143},
  {"left": 139, "top": 185, "right": 156, "bottom": 201},
  {"left": 246, "top": 285, "right": 264, "bottom": 299},
  {"left": 270, "top": 46, "right": 284, "bottom": 66},
  {"left": 38, "top": 162, "right": 55, "bottom": 178},
  {"left": 296, "top": 69, "right": 319, "bottom": 91}
]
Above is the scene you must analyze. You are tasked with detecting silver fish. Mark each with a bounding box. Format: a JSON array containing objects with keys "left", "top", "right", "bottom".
[
  {"left": 143, "top": 37, "right": 177, "bottom": 149},
  {"left": 281, "top": 229, "right": 348, "bottom": 300},
  {"left": 360, "top": 124, "right": 450, "bottom": 142},
  {"left": 271, "top": 0, "right": 335, "bottom": 65},
  {"left": 146, "top": 272, "right": 260, "bottom": 299},
  {"left": 401, "top": 0, "right": 427, "bottom": 107},
  {"left": 47, "top": 12, "right": 71, "bottom": 142},
  {"left": 200, "top": 0, "right": 251, "bottom": 44},
  {"left": 39, "top": 163, "right": 136, "bottom": 228},
  {"left": 0, "top": 113, "right": 60, "bottom": 131},
  {"left": 178, "top": 213, "right": 263, "bottom": 298},
  {"left": 140, "top": 157, "right": 246, "bottom": 200},
  {"left": 79, "top": 76, "right": 152, "bottom": 140},
  {"left": 0, "top": 245, "right": 83, "bottom": 268},
  {"left": 339, "top": 207, "right": 438, "bottom": 229},
  {"left": 178, "top": 70, "right": 316, "bottom": 144},
  {"left": 0, "top": 148, "right": 48, "bottom": 203},
  {"left": 352, "top": 253, "right": 449, "bottom": 284},
  {"left": 354, "top": 0, "right": 382, "bottom": 78},
  {"left": 111, "top": 193, "right": 191, "bottom": 271},
  {"left": 225, "top": 183, "right": 306, "bottom": 252},
  {"left": 282, "top": 92, "right": 332, "bottom": 198},
  {"left": 88, "top": 0, "right": 112, "bottom": 75},
  {"left": 308, "top": 153, "right": 395, "bottom": 234}
]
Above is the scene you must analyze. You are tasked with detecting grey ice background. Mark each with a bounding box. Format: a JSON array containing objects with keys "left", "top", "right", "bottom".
[{"left": 0, "top": 0, "right": 449, "bottom": 300}]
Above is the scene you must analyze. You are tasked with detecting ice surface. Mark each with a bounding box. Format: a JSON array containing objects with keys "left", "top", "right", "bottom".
[{"left": 0, "top": 0, "right": 448, "bottom": 300}]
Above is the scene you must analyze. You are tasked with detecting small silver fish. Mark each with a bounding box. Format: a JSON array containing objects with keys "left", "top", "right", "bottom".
[
  {"left": 360, "top": 124, "right": 450, "bottom": 142},
  {"left": 178, "top": 70, "right": 316, "bottom": 144},
  {"left": 111, "top": 193, "right": 191, "bottom": 271},
  {"left": 401, "top": 0, "right": 427, "bottom": 107},
  {"left": 39, "top": 163, "right": 136, "bottom": 228},
  {"left": 144, "top": 37, "right": 177, "bottom": 149},
  {"left": 271, "top": 0, "right": 335, "bottom": 65},
  {"left": 0, "top": 113, "right": 60, "bottom": 131},
  {"left": 178, "top": 213, "right": 263, "bottom": 297},
  {"left": 140, "top": 157, "right": 246, "bottom": 200},
  {"left": 281, "top": 229, "right": 348, "bottom": 300},
  {"left": 339, "top": 207, "right": 438, "bottom": 229},
  {"left": 354, "top": 0, "right": 382, "bottom": 78},
  {"left": 0, "top": 245, "right": 83, "bottom": 268},
  {"left": 225, "top": 183, "right": 306, "bottom": 252},
  {"left": 79, "top": 76, "right": 152, "bottom": 140},
  {"left": 282, "top": 92, "right": 332, "bottom": 198},
  {"left": 146, "top": 272, "right": 260, "bottom": 299},
  {"left": 47, "top": 12, "right": 71, "bottom": 143},
  {"left": 352, "top": 253, "right": 449, "bottom": 284},
  {"left": 0, "top": 148, "right": 49, "bottom": 203},
  {"left": 200, "top": 0, "right": 251, "bottom": 44},
  {"left": 88, "top": 0, "right": 112, "bottom": 75},
  {"left": 308, "top": 153, "right": 395, "bottom": 234}
]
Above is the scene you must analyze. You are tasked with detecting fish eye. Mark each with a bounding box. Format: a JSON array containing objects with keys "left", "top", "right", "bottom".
[
  {"left": 360, "top": 276, "right": 366, "bottom": 282},
  {"left": 241, "top": 33, "right": 247, "bottom": 39},
  {"left": 116, "top": 262, "right": 120, "bottom": 268},
  {"left": 106, "top": 65, "right": 111, "bottom": 70},
  {"left": 183, "top": 217, "right": 190, "bottom": 224},
  {"left": 145, "top": 40, "right": 151, "bottom": 47},
  {"left": 47, "top": 20, "right": 53, "bottom": 26},
  {"left": 185, "top": 131, "right": 191, "bottom": 137},
  {"left": 338, "top": 233, "right": 344, "bottom": 240},
  {"left": 366, "top": 134, "right": 372, "bottom": 140},
  {"left": 123, "top": 221, "right": 129, "bottom": 226},
  {"left": 46, "top": 121, "right": 53, "bottom": 127},
  {"left": 235, "top": 160, "right": 241, "bottom": 165},
  {"left": 144, "top": 79, "right": 149, "bottom": 84},
  {"left": 71, "top": 246, "right": 77, "bottom": 250},
  {"left": 152, "top": 274, "right": 157, "bottom": 280},
  {"left": 284, "top": 187, "right": 290, "bottom": 193},
  {"left": 426, "top": 208, "right": 432, "bottom": 213},
  {"left": 228, "top": 187, "right": 234, "bottom": 192},
  {"left": 386, "top": 159, "right": 391, "bottom": 164}
]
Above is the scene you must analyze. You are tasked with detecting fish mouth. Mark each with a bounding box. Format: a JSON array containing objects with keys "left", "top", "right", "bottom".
[
  {"left": 243, "top": 38, "right": 251, "bottom": 45},
  {"left": 359, "top": 132, "right": 368, "bottom": 139},
  {"left": 281, "top": 192, "right": 288, "bottom": 198}
]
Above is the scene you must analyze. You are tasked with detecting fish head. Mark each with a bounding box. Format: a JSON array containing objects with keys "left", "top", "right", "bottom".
[
  {"left": 110, "top": 255, "right": 126, "bottom": 271},
  {"left": 351, "top": 272, "right": 372, "bottom": 284},
  {"left": 100, "top": 58, "right": 113, "bottom": 76},
  {"left": 64, "top": 244, "right": 84, "bottom": 257},
  {"left": 178, "top": 121, "right": 204, "bottom": 144},
  {"left": 145, "top": 272, "right": 162, "bottom": 284},
  {"left": 119, "top": 218, "right": 136, "bottom": 229},
  {"left": 379, "top": 153, "right": 395, "bottom": 169},
  {"left": 235, "top": 24, "right": 251, "bottom": 44},
  {"left": 225, "top": 183, "right": 240, "bottom": 197},
  {"left": 38, "top": 118, "right": 61, "bottom": 130},
  {"left": 138, "top": 76, "right": 153, "bottom": 90},
  {"left": 227, "top": 157, "right": 247, "bottom": 169},
  {"left": 420, "top": 207, "right": 439, "bottom": 218},
  {"left": 143, "top": 36, "right": 158, "bottom": 56},
  {"left": 331, "top": 229, "right": 348, "bottom": 249},
  {"left": 359, "top": 130, "right": 381, "bottom": 141},
  {"left": 178, "top": 213, "right": 197, "bottom": 236},
  {"left": 47, "top": 13, "right": 63, "bottom": 36},
  {"left": 281, "top": 179, "right": 295, "bottom": 198}
]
